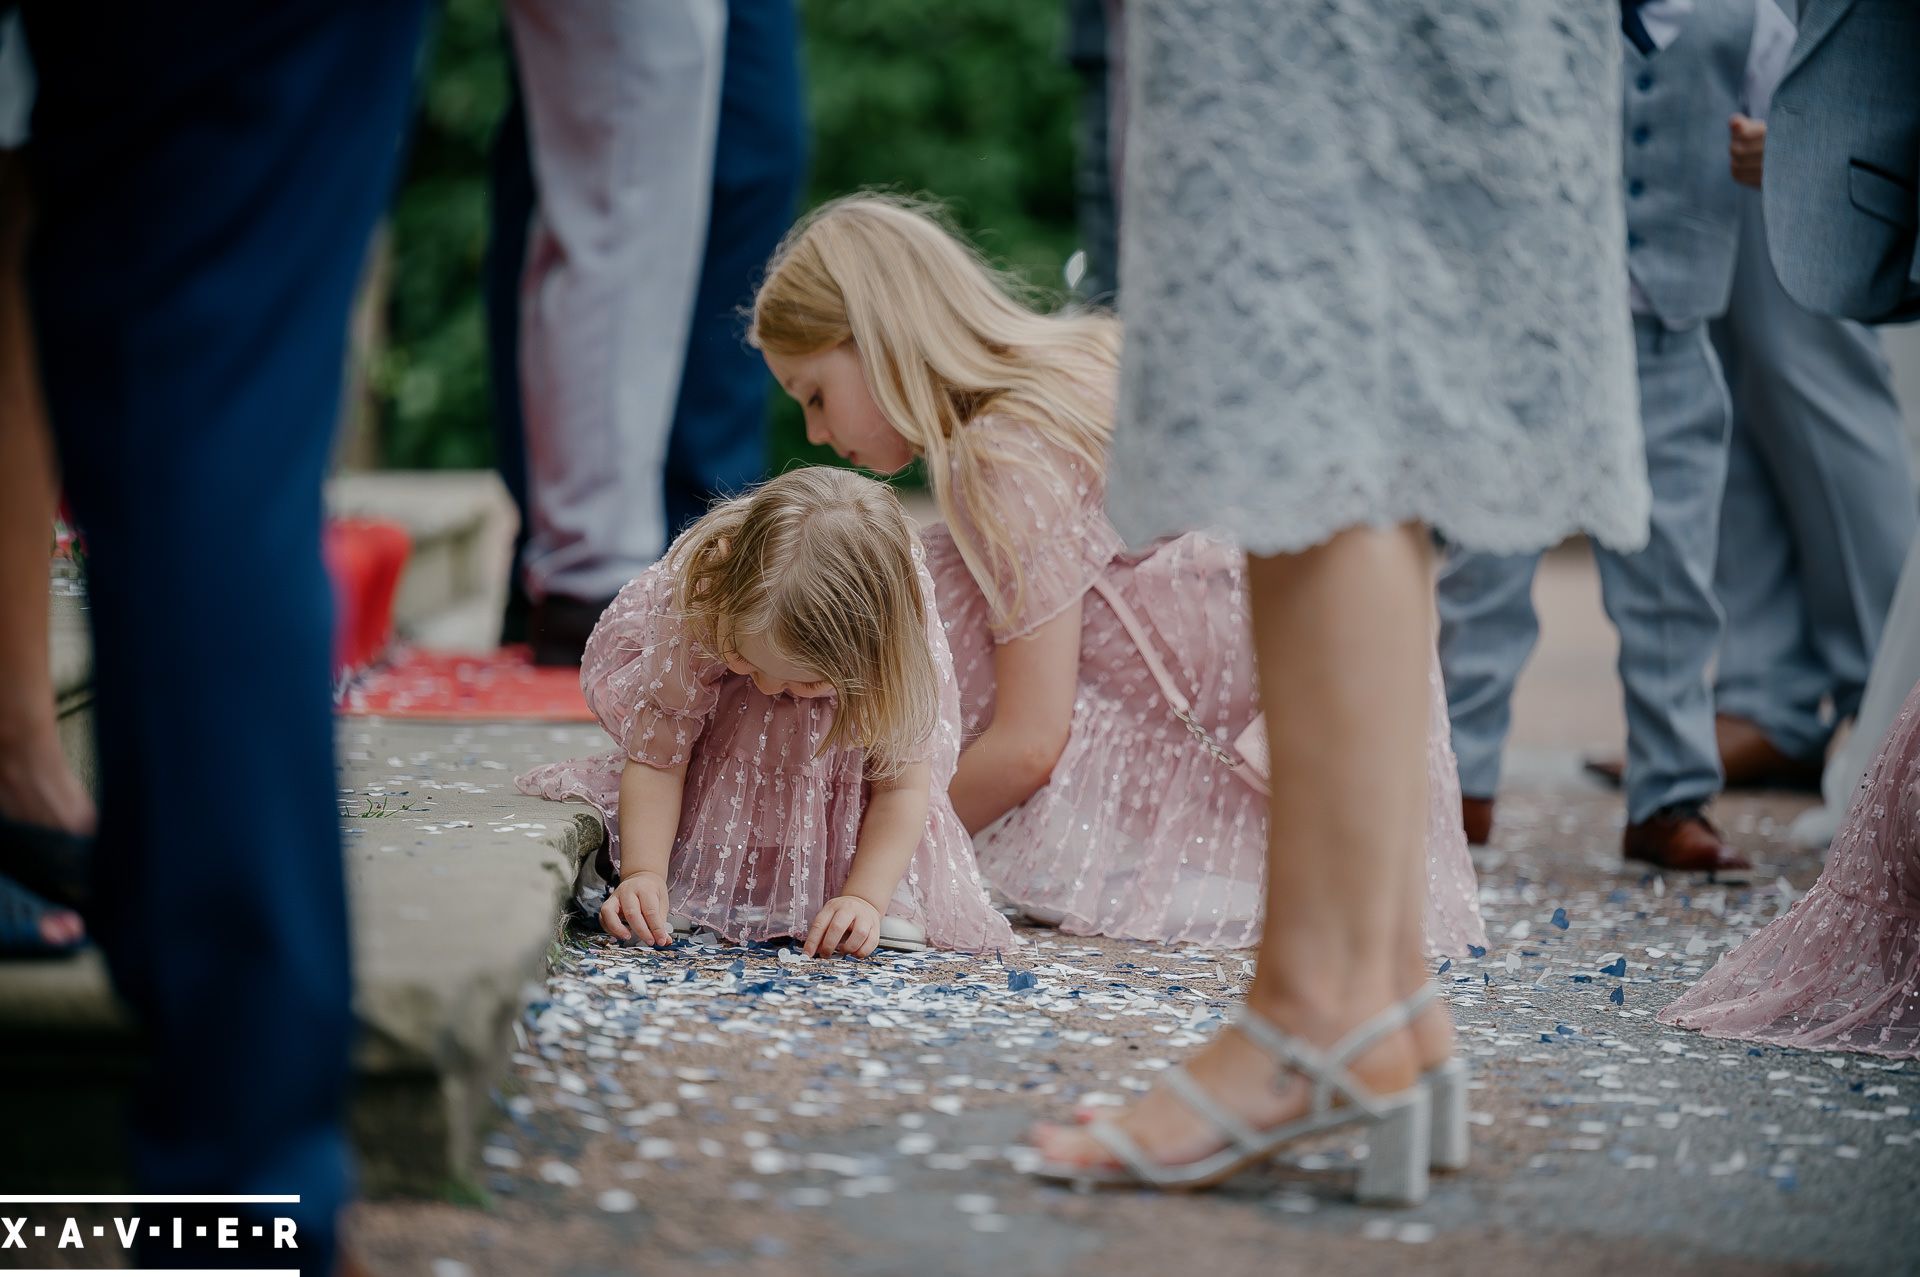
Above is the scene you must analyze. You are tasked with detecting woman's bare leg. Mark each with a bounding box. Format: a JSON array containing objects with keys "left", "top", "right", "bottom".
[
  {"left": 0, "top": 152, "right": 94, "bottom": 946},
  {"left": 1036, "top": 522, "right": 1448, "bottom": 1167}
]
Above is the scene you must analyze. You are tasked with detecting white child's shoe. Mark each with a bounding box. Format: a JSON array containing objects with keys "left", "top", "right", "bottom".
[{"left": 876, "top": 915, "right": 929, "bottom": 953}]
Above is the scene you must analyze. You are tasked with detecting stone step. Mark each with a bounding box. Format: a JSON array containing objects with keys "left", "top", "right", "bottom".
[{"left": 0, "top": 720, "right": 603, "bottom": 1198}]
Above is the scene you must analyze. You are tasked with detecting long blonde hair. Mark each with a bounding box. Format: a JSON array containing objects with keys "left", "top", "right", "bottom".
[
  {"left": 670, "top": 468, "right": 938, "bottom": 777},
  {"left": 749, "top": 193, "right": 1121, "bottom": 629}
]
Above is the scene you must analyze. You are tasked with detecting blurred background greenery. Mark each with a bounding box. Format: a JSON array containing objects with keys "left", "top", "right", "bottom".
[{"left": 375, "top": 0, "right": 1083, "bottom": 480}]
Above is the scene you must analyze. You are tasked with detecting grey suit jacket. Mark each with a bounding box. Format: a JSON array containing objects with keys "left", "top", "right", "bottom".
[{"left": 1763, "top": 0, "right": 1920, "bottom": 324}]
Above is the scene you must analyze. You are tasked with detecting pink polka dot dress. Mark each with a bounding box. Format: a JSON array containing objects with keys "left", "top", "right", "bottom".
[
  {"left": 517, "top": 539, "right": 1014, "bottom": 953},
  {"left": 924, "top": 400, "right": 1486, "bottom": 954}
]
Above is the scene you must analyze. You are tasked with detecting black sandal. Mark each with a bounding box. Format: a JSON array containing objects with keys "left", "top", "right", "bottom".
[
  {"left": 0, "top": 874, "right": 86, "bottom": 958},
  {"left": 0, "top": 812, "right": 92, "bottom": 910}
]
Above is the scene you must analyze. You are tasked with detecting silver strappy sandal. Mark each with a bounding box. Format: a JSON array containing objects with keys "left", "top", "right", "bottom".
[
  {"left": 1030, "top": 988, "right": 1436, "bottom": 1205},
  {"left": 1403, "top": 981, "right": 1470, "bottom": 1172}
]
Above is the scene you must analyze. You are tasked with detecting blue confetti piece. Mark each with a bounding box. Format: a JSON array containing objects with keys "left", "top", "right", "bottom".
[
  {"left": 728, "top": 960, "right": 745, "bottom": 978},
  {"left": 1610, "top": 985, "right": 1625, "bottom": 1005},
  {"left": 1007, "top": 970, "right": 1037, "bottom": 992},
  {"left": 1551, "top": 907, "right": 1569, "bottom": 930},
  {"left": 1601, "top": 957, "right": 1627, "bottom": 977},
  {"left": 1437, "top": 959, "right": 1452, "bottom": 975},
  {"left": 1540, "top": 1033, "right": 1555, "bottom": 1044},
  {"left": 1556, "top": 1023, "right": 1577, "bottom": 1036},
  {"left": 1748, "top": 1048, "right": 1764, "bottom": 1056},
  {"left": 1468, "top": 944, "right": 1487, "bottom": 959},
  {"left": 1571, "top": 974, "right": 1592, "bottom": 984}
]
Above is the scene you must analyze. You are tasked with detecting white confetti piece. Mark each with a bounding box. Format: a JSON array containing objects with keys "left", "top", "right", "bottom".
[
  {"left": 538, "top": 1161, "right": 582, "bottom": 1187},
  {"left": 597, "top": 1189, "right": 637, "bottom": 1213}
]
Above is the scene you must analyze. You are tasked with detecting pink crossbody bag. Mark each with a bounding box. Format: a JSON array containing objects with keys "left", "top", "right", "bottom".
[{"left": 1088, "top": 577, "right": 1271, "bottom": 797}]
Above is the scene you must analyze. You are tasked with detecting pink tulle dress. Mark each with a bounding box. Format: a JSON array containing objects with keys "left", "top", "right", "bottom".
[
  {"left": 924, "top": 408, "right": 1487, "bottom": 955},
  {"left": 516, "top": 541, "right": 1015, "bottom": 953},
  {"left": 1658, "top": 679, "right": 1920, "bottom": 1057}
]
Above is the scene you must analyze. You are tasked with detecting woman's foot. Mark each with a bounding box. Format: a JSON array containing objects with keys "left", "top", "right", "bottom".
[
  {"left": 0, "top": 874, "right": 86, "bottom": 956},
  {"left": 1034, "top": 992, "right": 1424, "bottom": 1173},
  {"left": 1070, "top": 975, "right": 1457, "bottom": 1129},
  {"left": 0, "top": 723, "right": 96, "bottom": 909}
]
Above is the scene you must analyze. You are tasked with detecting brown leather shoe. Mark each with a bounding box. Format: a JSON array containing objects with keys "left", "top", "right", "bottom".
[
  {"left": 1715, "top": 713, "right": 1823, "bottom": 791},
  {"left": 1583, "top": 714, "right": 1824, "bottom": 793},
  {"left": 1622, "top": 806, "right": 1751, "bottom": 875},
  {"left": 1461, "top": 796, "right": 1494, "bottom": 847}
]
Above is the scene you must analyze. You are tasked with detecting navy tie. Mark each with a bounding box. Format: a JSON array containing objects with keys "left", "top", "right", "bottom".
[{"left": 1621, "top": 0, "right": 1656, "bottom": 55}]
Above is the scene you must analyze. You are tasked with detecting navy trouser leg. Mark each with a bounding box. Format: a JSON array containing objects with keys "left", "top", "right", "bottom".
[
  {"left": 662, "top": 0, "right": 807, "bottom": 537},
  {"left": 23, "top": 3, "right": 425, "bottom": 1268}
]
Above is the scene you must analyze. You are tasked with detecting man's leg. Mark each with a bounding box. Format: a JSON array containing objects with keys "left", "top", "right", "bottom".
[
  {"left": 1435, "top": 548, "right": 1546, "bottom": 805},
  {"left": 1708, "top": 393, "right": 1830, "bottom": 760},
  {"left": 1592, "top": 319, "right": 1730, "bottom": 824},
  {"left": 24, "top": 2, "right": 426, "bottom": 1267},
  {"left": 512, "top": 0, "right": 725, "bottom": 617},
  {"left": 1716, "top": 191, "right": 1917, "bottom": 736},
  {"left": 661, "top": 0, "right": 806, "bottom": 538}
]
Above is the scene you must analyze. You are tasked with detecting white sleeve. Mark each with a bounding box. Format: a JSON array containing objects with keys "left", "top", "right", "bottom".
[{"left": 1742, "top": 0, "right": 1797, "bottom": 123}]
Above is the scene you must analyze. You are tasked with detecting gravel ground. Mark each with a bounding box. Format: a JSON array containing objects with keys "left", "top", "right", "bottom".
[{"left": 341, "top": 779, "right": 1915, "bottom": 1277}]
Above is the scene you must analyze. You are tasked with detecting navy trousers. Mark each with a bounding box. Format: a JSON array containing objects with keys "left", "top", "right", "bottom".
[
  {"left": 23, "top": 2, "right": 425, "bottom": 1269},
  {"left": 486, "top": 0, "right": 806, "bottom": 580}
]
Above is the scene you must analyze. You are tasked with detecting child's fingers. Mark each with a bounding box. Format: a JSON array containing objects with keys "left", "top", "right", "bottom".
[
  {"left": 622, "top": 892, "right": 662, "bottom": 947},
  {"left": 802, "top": 908, "right": 833, "bottom": 957},
  {"left": 850, "top": 924, "right": 879, "bottom": 958},
  {"left": 600, "top": 896, "right": 632, "bottom": 942},
  {"left": 817, "top": 907, "right": 855, "bottom": 959},
  {"left": 634, "top": 889, "right": 673, "bottom": 946},
  {"left": 839, "top": 914, "right": 875, "bottom": 955}
]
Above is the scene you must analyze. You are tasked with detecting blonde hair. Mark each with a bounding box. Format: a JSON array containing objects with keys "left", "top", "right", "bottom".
[
  {"left": 749, "top": 193, "right": 1121, "bottom": 629},
  {"left": 671, "top": 468, "right": 938, "bottom": 777}
]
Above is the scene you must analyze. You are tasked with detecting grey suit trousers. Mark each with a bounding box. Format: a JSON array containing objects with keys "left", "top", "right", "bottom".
[
  {"left": 1439, "top": 316, "right": 1730, "bottom": 822},
  {"left": 510, "top": 0, "right": 727, "bottom": 603},
  {"left": 1710, "top": 190, "right": 1918, "bottom": 760}
]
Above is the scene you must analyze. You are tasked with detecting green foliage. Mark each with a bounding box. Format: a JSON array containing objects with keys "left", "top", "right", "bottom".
[
  {"left": 377, "top": 0, "right": 509, "bottom": 470},
  {"left": 379, "top": 0, "right": 1083, "bottom": 477}
]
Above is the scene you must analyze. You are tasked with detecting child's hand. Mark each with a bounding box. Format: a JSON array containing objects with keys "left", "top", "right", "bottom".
[
  {"left": 804, "top": 895, "right": 881, "bottom": 958},
  {"left": 601, "top": 870, "right": 675, "bottom": 946},
  {"left": 1729, "top": 114, "right": 1766, "bottom": 189}
]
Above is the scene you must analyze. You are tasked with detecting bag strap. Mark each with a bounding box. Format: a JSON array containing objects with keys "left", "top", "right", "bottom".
[
  {"left": 1088, "top": 577, "right": 1195, "bottom": 717},
  {"left": 1087, "top": 578, "right": 1255, "bottom": 785}
]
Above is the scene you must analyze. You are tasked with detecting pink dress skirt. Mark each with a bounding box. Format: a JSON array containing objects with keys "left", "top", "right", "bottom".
[
  {"left": 929, "top": 412, "right": 1486, "bottom": 954},
  {"left": 517, "top": 545, "right": 1014, "bottom": 954},
  {"left": 1659, "top": 680, "right": 1920, "bottom": 1057}
]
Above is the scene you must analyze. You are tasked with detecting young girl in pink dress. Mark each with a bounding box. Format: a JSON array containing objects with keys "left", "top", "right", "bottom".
[
  {"left": 751, "top": 195, "right": 1485, "bottom": 954},
  {"left": 517, "top": 468, "right": 1013, "bottom": 956},
  {"left": 1659, "top": 679, "right": 1920, "bottom": 1057}
]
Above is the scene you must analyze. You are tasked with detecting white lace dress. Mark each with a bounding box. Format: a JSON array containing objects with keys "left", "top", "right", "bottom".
[{"left": 1107, "top": 1, "right": 1650, "bottom": 556}]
